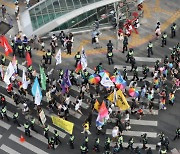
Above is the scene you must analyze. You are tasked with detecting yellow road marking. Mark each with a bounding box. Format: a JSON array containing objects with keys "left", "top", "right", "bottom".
[
  {"left": 143, "top": 3, "right": 152, "bottom": 18},
  {"left": 0, "top": 0, "right": 15, "bottom": 9}
]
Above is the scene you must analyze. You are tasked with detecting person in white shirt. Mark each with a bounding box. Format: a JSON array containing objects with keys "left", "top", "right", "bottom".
[{"left": 112, "top": 126, "right": 119, "bottom": 142}]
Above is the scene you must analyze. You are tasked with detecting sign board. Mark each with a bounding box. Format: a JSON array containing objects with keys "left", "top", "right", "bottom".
[{"left": 39, "top": 110, "right": 46, "bottom": 125}]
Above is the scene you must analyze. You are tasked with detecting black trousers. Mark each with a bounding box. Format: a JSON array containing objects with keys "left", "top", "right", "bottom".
[
  {"left": 108, "top": 57, "right": 114, "bottom": 65},
  {"left": 161, "top": 39, "right": 166, "bottom": 47},
  {"left": 13, "top": 119, "right": 21, "bottom": 127},
  {"left": 123, "top": 45, "right": 128, "bottom": 53},
  {"left": 69, "top": 141, "right": 74, "bottom": 149},
  {"left": 171, "top": 30, "right": 176, "bottom": 38}
]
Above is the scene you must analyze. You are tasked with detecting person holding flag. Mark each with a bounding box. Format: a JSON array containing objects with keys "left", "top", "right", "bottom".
[
  {"left": 55, "top": 49, "right": 62, "bottom": 65},
  {"left": 40, "top": 66, "right": 46, "bottom": 90},
  {"left": 61, "top": 69, "right": 71, "bottom": 94}
]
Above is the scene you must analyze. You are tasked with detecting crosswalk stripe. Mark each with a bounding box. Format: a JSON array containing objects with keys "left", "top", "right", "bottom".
[
  {"left": 127, "top": 76, "right": 153, "bottom": 82},
  {"left": 0, "top": 144, "right": 21, "bottom": 154},
  {"left": 70, "top": 86, "right": 90, "bottom": 98},
  {"left": 134, "top": 57, "right": 161, "bottom": 62},
  {"left": 70, "top": 95, "right": 89, "bottom": 109},
  {"left": 17, "top": 126, "right": 58, "bottom": 148},
  {"left": 110, "top": 118, "right": 158, "bottom": 126},
  {"left": 86, "top": 67, "right": 95, "bottom": 74},
  {"left": 114, "top": 65, "right": 154, "bottom": 72},
  {"left": 0, "top": 135, "right": 2, "bottom": 139},
  {"left": 126, "top": 97, "right": 159, "bottom": 104},
  {"left": 106, "top": 129, "right": 157, "bottom": 138},
  {"left": 9, "top": 134, "right": 49, "bottom": 154},
  {"left": 0, "top": 119, "right": 11, "bottom": 130},
  {"left": 110, "top": 142, "right": 156, "bottom": 150}
]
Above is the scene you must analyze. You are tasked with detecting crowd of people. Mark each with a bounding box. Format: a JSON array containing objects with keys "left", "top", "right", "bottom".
[{"left": 0, "top": 1, "right": 179, "bottom": 154}]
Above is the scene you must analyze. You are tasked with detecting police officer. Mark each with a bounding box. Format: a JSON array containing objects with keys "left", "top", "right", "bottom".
[
  {"left": 66, "top": 39, "right": 72, "bottom": 55},
  {"left": 30, "top": 117, "right": 38, "bottom": 133},
  {"left": 126, "top": 137, "right": 134, "bottom": 150},
  {"left": 164, "top": 55, "right": 169, "bottom": 65},
  {"left": 122, "top": 35, "right": 128, "bottom": 53},
  {"left": 46, "top": 50, "right": 52, "bottom": 64},
  {"left": 171, "top": 47, "right": 176, "bottom": 62},
  {"left": 141, "top": 133, "right": 148, "bottom": 149},
  {"left": 126, "top": 48, "right": 134, "bottom": 63},
  {"left": 1, "top": 55, "right": 6, "bottom": 66},
  {"left": 44, "top": 124, "right": 49, "bottom": 139},
  {"left": 59, "top": 69, "right": 64, "bottom": 79},
  {"left": 147, "top": 41, "right": 153, "bottom": 57},
  {"left": 113, "top": 68, "right": 118, "bottom": 76},
  {"left": 130, "top": 56, "right": 136, "bottom": 72},
  {"left": 48, "top": 137, "right": 55, "bottom": 149},
  {"left": 107, "top": 50, "right": 114, "bottom": 65},
  {"left": 173, "top": 128, "right": 180, "bottom": 141},
  {"left": 25, "top": 44, "right": 32, "bottom": 57},
  {"left": 74, "top": 51, "right": 81, "bottom": 67},
  {"left": 146, "top": 147, "right": 152, "bottom": 154},
  {"left": 154, "top": 60, "right": 160, "bottom": 71},
  {"left": 11, "top": 40, "right": 16, "bottom": 56},
  {"left": 104, "top": 137, "right": 111, "bottom": 151},
  {"left": 164, "top": 137, "right": 169, "bottom": 150},
  {"left": 160, "top": 146, "right": 167, "bottom": 154},
  {"left": 107, "top": 40, "right": 113, "bottom": 52},
  {"left": 132, "top": 66, "right": 139, "bottom": 81},
  {"left": 118, "top": 135, "right": 123, "bottom": 150},
  {"left": 13, "top": 112, "right": 21, "bottom": 127},
  {"left": 84, "top": 136, "right": 88, "bottom": 149},
  {"left": 123, "top": 67, "right": 128, "bottom": 80},
  {"left": 69, "top": 134, "right": 75, "bottom": 149},
  {"left": 54, "top": 130, "right": 61, "bottom": 145},
  {"left": 93, "top": 138, "right": 100, "bottom": 152},
  {"left": 161, "top": 32, "right": 167, "bottom": 47},
  {"left": 80, "top": 143, "right": 88, "bottom": 154},
  {"left": 171, "top": 23, "right": 176, "bottom": 38},
  {"left": 1, "top": 106, "right": 9, "bottom": 121},
  {"left": 18, "top": 44, "right": 24, "bottom": 58},
  {"left": 24, "top": 122, "right": 31, "bottom": 137},
  {"left": 83, "top": 69, "right": 89, "bottom": 84},
  {"left": 142, "top": 65, "right": 149, "bottom": 79}
]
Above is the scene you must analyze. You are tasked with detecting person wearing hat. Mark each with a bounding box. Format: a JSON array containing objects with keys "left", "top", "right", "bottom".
[
  {"left": 107, "top": 50, "right": 114, "bottom": 65},
  {"left": 147, "top": 41, "right": 153, "bottom": 57},
  {"left": 46, "top": 50, "right": 52, "bottom": 64},
  {"left": 53, "top": 130, "right": 61, "bottom": 145},
  {"left": 126, "top": 48, "right": 134, "bottom": 63}
]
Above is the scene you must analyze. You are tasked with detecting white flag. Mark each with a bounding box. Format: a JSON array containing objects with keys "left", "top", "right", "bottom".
[
  {"left": 4, "top": 62, "right": 15, "bottom": 85},
  {"left": 35, "top": 86, "right": 41, "bottom": 106},
  {"left": 81, "top": 47, "right": 87, "bottom": 70},
  {"left": 100, "top": 73, "right": 114, "bottom": 88},
  {"left": 22, "top": 69, "right": 28, "bottom": 89},
  {"left": 12, "top": 55, "right": 17, "bottom": 73},
  {"left": 0, "top": 65, "right": 4, "bottom": 79},
  {"left": 55, "top": 49, "right": 62, "bottom": 65}
]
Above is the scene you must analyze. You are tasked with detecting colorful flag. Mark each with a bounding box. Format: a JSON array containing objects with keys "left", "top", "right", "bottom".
[
  {"left": 75, "top": 61, "right": 82, "bottom": 73},
  {"left": 116, "top": 89, "right": 130, "bottom": 110},
  {"left": 94, "top": 99, "right": 100, "bottom": 112},
  {"left": 26, "top": 52, "right": 32, "bottom": 67},
  {"left": 40, "top": 66, "right": 46, "bottom": 90},
  {"left": 31, "top": 77, "right": 42, "bottom": 97},
  {"left": 81, "top": 47, "right": 87, "bottom": 70},
  {"left": 0, "top": 35, "right": 13, "bottom": 56},
  {"left": 99, "top": 101, "right": 108, "bottom": 119},
  {"left": 100, "top": 73, "right": 114, "bottom": 88},
  {"left": 55, "top": 49, "right": 62, "bottom": 65},
  {"left": 12, "top": 55, "right": 17, "bottom": 73},
  {"left": 3, "top": 62, "right": 15, "bottom": 85},
  {"left": 61, "top": 69, "right": 71, "bottom": 94}
]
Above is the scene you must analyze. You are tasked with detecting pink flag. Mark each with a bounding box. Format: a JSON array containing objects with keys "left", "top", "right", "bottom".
[{"left": 99, "top": 101, "right": 108, "bottom": 119}]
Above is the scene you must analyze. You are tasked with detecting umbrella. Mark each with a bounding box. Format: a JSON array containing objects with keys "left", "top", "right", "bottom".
[
  {"left": 116, "top": 81, "right": 127, "bottom": 89},
  {"left": 129, "top": 88, "right": 139, "bottom": 97},
  {"left": 99, "top": 70, "right": 110, "bottom": 77},
  {"left": 88, "top": 74, "right": 100, "bottom": 84}
]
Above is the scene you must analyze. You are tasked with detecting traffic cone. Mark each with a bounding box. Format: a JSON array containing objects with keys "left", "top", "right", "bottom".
[{"left": 19, "top": 135, "right": 25, "bottom": 143}]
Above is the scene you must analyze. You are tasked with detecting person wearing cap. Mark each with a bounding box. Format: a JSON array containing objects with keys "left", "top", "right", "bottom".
[
  {"left": 24, "top": 122, "right": 31, "bottom": 137},
  {"left": 126, "top": 48, "right": 134, "bottom": 63}
]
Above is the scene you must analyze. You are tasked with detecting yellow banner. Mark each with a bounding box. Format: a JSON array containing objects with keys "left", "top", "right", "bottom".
[
  {"left": 51, "top": 116, "right": 74, "bottom": 134},
  {"left": 116, "top": 90, "right": 130, "bottom": 110}
]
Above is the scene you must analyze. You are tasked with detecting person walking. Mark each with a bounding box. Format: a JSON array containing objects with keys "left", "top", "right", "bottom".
[
  {"left": 161, "top": 32, "right": 167, "bottom": 47},
  {"left": 81, "top": 121, "right": 91, "bottom": 135},
  {"left": 24, "top": 122, "right": 31, "bottom": 137},
  {"left": 54, "top": 130, "right": 62, "bottom": 145},
  {"left": 66, "top": 39, "right": 72, "bottom": 55},
  {"left": 46, "top": 50, "right": 52, "bottom": 64},
  {"left": 74, "top": 51, "right": 81, "bottom": 67},
  {"left": 122, "top": 36, "right": 128, "bottom": 53},
  {"left": 104, "top": 137, "right": 111, "bottom": 151},
  {"left": 173, "top": 128, "right": 180, "bottom": 141},
  {"left": 141, "top": 133, "right": 148, "bottom": 149},
  {"left": 1, "top": 5, "right": 6, "bottom": 20},
  {"left": 1, "top": 106, "right": 9, "bottom": 121},
  {"left": 132, "top": 66, "right": 139, "bottom": 81},
  {"left": 118, "top": 135, "right": 123, "bottom": 150},
  {"left": 48, "top": 137, "right": 55, "bottom": 149},
  {"left": 30, "top": 117, "right": 38, "bottom": 133},
  {"left": 142, "top": 65, "right": 149, "bottom": 80},
  {"left": 80, "top": 143, "right": 88, "bottom": 154},
  {"left": 171, "top": 23, "right": 176, "bottom": 38},
  {"left": 107, "top": 40, "right": 113, "bottom": 52},
  {"left": 126, "top": 137, "right": 134, "bottom": 150},
  {"left": 25, "top": 44, "right": 32, "bottom": 58},
  {"left": 69, "top": 134, "right": 75, "bottom": 149},
  {"left": 84, "top": 136, "right": 88, "bottom": 149},
  {"left": 107, "top": 50, "right": 114, "bottom": 65},
  {"left": 13, "top": 112, "right": 21, "bottom": 127},
  {"left": 44, "top": 124, "right": 49, "bottom": 139},
  {"left": 130, "top": 57, "right": 136, "bottom": 72},
  {"left": 18, "top": 44, "right": 24, "bottom": 58},
  {"left": 93, "top": 138, "right": 100, "bottom": 152},
  {"left": 126, "top": 48, "right": 134, "bottom": 63},
  {"left": 147, "top": 41, "right": 153, "bottom": 57}
]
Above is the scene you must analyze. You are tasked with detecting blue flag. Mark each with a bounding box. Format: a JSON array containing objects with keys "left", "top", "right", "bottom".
[
  {"left": 31, "top": 77, "right": 42, "bottom": 100},
  {"left": 61, "top": 69, "right": 71, "bottom": 94}
]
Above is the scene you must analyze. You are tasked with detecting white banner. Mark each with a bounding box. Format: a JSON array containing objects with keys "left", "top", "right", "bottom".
[
  {"left": 81, "top": 47, "right": 87, "bottom": 70},
  {"left": 55, "top": 49, "right": 62, "bottom": 65},
  {"left": 35, "top": 86, "right": 41, "bottom": 106},
  {"left": 100, "top": 73, "right": 114, "bottom": 88},
  {"left": 39, "top": 110, "right": 46, "bottom": 125}
]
